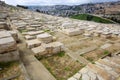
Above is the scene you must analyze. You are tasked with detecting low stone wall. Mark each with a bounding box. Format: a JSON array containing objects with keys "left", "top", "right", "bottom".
[{"left": 0, "top": 50, "right": 19, "bottom": 62}]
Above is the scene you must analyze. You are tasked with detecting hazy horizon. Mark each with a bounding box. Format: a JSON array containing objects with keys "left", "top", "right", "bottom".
[{"left": 1, "top": 0, "right": 119, "bottom": 6}]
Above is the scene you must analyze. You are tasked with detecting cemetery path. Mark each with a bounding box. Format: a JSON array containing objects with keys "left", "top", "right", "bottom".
[
  {"left": 17, "top": 31, "right": 56, "bottom": 80},
  {"left": 64, "top": 47, "right": 89, "bottom": 65}
]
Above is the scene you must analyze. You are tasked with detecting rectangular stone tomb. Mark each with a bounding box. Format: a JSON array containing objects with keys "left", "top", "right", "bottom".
[
  {"left": 32, "top": 46, "right": 47, "bottom": 55},
  {"left": 26, "top": 27, "right": 36, "bottom": 31},
  {"left": 100, "top": 33, "right": 111, "bottom": 38},
  {"left": 26, "top": 39, "right": 41, "bottom": 49},
  {"left": 24, "top": 35, "right": 35, "bottom": 40},
  {"left": 27, "top": 31, "right": 44, "bottom": 36},
  {"left": 0, "top": 30, "right": 11, "bottom": 39},
  {"left": 63, "top": 28, "right": 83, "bottom": 36},
  {"left": 32, "top": 42, "right": 64, "bottom": 56},
  {"left": 0, "top": 37, "right": 17, "bottom": 54},
  {"left": 47, "top": 42, "right": 64, "bottom": 54},
  {"left": 83, "top": 33, "right": 92, "bottom": 37},
  {"left": 37, "top": 33, "right": 53, "bottom": 43}
]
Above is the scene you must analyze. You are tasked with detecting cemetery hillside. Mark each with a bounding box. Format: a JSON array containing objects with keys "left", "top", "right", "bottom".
[{"left": 0, "top": 0, "right": 120, "bottom": 80}]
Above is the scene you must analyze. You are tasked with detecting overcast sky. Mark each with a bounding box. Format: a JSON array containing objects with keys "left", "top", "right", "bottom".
[{"left": 2, "top": 0, "right": 119, "bottom": 6}]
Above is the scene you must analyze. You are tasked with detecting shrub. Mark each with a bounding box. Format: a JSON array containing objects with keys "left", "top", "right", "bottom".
[
  {"left": 0, "top": 61, "right": 18, "bottom": 69},
  {"left": 44, "top": 29, "right": 50, "bottom": 32},
  {"left": 104, "top": 50, "right": 110, "bottom": 55},
  {"left": 87, "top": 57, "right": 95, "bottom": 64},
  {"left": 64, "top": 67, "right": 70, "bottom": 71},
  {"left": 57, "top": 51, "right": 65, "bottom": 57}
]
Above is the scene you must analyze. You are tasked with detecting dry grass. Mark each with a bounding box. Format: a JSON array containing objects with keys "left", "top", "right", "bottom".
[
  {"left": 40, "top": 53, "right": 85, "bottom": 80},
  {"left": 54, "top": 32, "right": 105, "bottom": 52},
  {"left": 83, "top": 49, "right": 105, "bottom": 62},
  {"left": 82, "top": 42, "right": 120, "bottom": 62},
  {"left": 0, "top": 61, "right": 24, "bottom": 80},
  {"left": 104, "top": 43, "right": 120, "bottom": 53}
]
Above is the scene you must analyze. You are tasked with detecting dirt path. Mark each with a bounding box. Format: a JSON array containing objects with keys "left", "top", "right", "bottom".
[
  {"left": 64, "top": 47, "right": 89, "bottom": 65},
  {"left": 16, "top": 30, "right": 56, "bottom": 80}
]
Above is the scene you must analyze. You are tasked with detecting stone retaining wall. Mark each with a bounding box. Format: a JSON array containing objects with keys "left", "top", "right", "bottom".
[{"left": 0, "top": 50, "right": 19, "bottom": 62}]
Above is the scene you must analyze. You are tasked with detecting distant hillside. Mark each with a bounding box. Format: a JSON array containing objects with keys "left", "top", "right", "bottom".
[
  {"left": 27, "top": 1, "right": 120, "bottom": 23},
  {"left": 28, "top": 5, "right": 82, "bottom": 17},
  {"left": 71, "top": 14, "right": 114, "bottom": 24}
]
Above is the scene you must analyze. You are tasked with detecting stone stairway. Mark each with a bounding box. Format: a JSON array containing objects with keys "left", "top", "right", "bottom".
[{"left": 68, "top": 54, "right": 120, "bottom": 80}]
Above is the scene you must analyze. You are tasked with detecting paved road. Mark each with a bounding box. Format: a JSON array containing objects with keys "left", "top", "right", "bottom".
[{"left": 15, "top": 28, "right": 56, "bottom": 80}]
